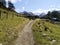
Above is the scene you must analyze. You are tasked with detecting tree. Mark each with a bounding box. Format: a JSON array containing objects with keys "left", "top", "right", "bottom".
[
  {"left": 8, "top": 1, "right": 15, "bottom": 11},
  {"left": 47, "top": 11, "right": 60, "bottom": 19},
  {"left": 47, "top": 11, "right": 51, "bottom": 19},
  {"left": 3, "top": 0, "right": 6, "bottom": 7},
  {"left": 51, "top": 11, "right": 60, "bottom": 19},
  {"left": 0, "top": 0, "right": 6, "bottom": 7}
]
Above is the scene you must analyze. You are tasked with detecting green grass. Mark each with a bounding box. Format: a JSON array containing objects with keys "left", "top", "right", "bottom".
[
  {"left": 32, "top": 19, "right": 60, "bottom": 45},
  {"left": 0, "top": 8, "right": 29, "bottom": 45}
]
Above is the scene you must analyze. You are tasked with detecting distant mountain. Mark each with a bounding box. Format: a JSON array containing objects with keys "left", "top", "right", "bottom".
[
  {"left": 20, "top": 11, "right": 35, "bottom": 16},
  {"left": 20, "top": 11, "right": 39, "bottom": 18},
  {"left": 39, "top": 13, "right": 46, "bottom": 17}
]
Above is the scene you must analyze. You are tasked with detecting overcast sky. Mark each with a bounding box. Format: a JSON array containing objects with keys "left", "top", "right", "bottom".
[{"left": 6, "top": 0, "right": 60, "bottom": 14}]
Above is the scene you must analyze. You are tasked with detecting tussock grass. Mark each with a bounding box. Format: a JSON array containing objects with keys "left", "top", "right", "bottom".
[
  {"left": 32, "top": 19, "right": 60, "bottom": 45},
  {"left": 0, "top": 8, "right": 29, "bottom": 45}
]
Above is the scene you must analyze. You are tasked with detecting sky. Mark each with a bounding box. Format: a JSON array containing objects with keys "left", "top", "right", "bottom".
[{"left": 6, "top": 0, "right": 60, "bottom": 14}]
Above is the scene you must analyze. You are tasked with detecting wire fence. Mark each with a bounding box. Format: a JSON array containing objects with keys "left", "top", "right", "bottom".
[{"left": 0, "top": 8, "right": 18, "bottom": 20}]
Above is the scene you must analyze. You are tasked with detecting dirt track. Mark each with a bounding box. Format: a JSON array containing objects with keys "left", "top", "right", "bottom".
[{"left": 14, "top": 20, "right": 35, "bottom": 45}]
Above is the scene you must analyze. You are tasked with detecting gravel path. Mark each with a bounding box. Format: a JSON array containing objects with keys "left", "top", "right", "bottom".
[{"left": 14, "top": 20, "right": 35, "bottom": 45}]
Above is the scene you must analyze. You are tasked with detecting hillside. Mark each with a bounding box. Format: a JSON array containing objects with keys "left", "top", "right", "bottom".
[
  {"left": 32, "top": 19, "right": 60, "bottom": 45},
  {"left": 0, "top": 8, "right": 29, "bottom": 45}
]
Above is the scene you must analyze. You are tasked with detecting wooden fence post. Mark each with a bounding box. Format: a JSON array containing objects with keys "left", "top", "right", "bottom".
[
  {"left": 6, "top": 10, "right": 9, "bottom": 19},
  {"left": 12, "top": 13, "right": 14, "bottom": 18},
  {"left": 0, "top": 9, "right": 1, "bottom": 19},
  {"left": 6, "top": 12, "right": 8, "bottom": 19}
]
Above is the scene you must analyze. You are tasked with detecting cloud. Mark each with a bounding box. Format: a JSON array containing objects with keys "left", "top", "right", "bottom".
[
  {"left": 18, "top": 0, "right": 22, "bottom": 2},
  {"left": 6, "top": 0, "right": 22, "bottom": 3},
  {"left": 15, "top": 8, "right": 20, "bottom": 12},
  {"left": 15, "top": 7, "right": 25, "bottom": 12},
  {"left": 25, "top": 0, "right": 29, "bottom": 5},
  {"left": 50, "top": 5, "right": 56, "bottom": 8},
  {"left": 32, "top": 8, "right": 60, "bottom": 15},
  {"left": 22, "top": 7, "right": 25, "bottom": 10},
  {"left": 6, "top": 0, "right": 8, "bottom": 2},
  {"left": 32, "top": 9, "right": 48, "bottom": 15}
]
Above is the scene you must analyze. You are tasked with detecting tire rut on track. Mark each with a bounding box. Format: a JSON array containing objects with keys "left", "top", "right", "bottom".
[{"left": 14, "top": 20, "right": 35, "bottom": 45}]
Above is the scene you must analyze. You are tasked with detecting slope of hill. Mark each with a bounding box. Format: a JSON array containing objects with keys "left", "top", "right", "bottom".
[
  {"left": 0, "top": 8, "right": 29, "bottom": 45},
  {"left": 32, "top": 19, "right": 60, "bottom": 45}
]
